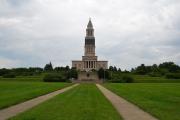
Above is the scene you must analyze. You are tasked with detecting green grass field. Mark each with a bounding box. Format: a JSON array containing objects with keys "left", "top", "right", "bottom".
[
  {"left": 0, "top": 81, "right": 70, "bottom": 109},
  {"left": 0, "top": 75, "right": 44, "bottom": 82},
  {"left": 10, "top": 84, "right": 122, "bottom": 120},
  {"left": 133, "top": 75, "right": 180, "bottom": 83},
  {"left": 104, "top": 83, "right": 180, "bottom": 120}
]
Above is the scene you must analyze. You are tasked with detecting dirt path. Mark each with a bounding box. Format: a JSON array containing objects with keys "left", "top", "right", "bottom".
[
  {"left": 96, "top": 84, "right": 158, "bottom": 120},
  {"left": 0, "top": 84, "right": 79, "bottom": 120}
]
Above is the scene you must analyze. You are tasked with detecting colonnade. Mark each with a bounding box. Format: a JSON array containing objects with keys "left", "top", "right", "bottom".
[{"left": 84, "top": 61, "right": 97, "bottom": 69}]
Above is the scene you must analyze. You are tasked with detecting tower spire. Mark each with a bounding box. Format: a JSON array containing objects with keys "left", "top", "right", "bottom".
[
  {"left": 72, "top": 18, "right": 108, "bottom": 72},
  {"left": 87, "top": 18, "right": 93, "bottom": 28}
]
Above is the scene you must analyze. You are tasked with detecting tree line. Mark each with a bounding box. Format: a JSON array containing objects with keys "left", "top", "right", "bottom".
[
  {"left": 0, "top": 61, "right": 180, "bottom": 81},
  {"left": 0, "top": 62, "right": 78, "bottom": 80},
  {"left": 98, "top": 62, "right": 180, "bottom": 82}
]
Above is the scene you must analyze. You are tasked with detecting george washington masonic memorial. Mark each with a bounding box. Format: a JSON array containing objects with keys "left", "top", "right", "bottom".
[{"left": 72, "top": 19, "right": 108, "bottom": 72}]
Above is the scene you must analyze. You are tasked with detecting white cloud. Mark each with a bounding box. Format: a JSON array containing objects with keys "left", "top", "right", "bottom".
[
  {"left": 0, "top": 0, "right": 180, "bottom": 69},
  {"left": 0, "top": 57, "right": 21, "bottom": 68}
]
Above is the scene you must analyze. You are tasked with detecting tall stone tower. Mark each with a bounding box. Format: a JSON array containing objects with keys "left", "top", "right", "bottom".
[
  {"left": 72, "top": 19, "right": 108, "bottom": 71},
  {"left": 85, "top": 19, "right": 95, "bottom": 56}
]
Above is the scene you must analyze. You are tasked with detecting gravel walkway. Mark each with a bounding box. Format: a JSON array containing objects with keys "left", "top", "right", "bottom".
[
  {"left": 96, "top": 84, "right": 158, "bottom": 120},
  {"left": 0, "top": 84, "right": 79, "bottom": 120}
]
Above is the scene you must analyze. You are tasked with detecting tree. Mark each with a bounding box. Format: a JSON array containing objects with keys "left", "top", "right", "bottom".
[
  {"left": 113, "top": 66, "right": 117, "bottom": 72},
  {"left": 67, "top": 67, "right": 78, "bottom": 79},
  {"left": 44, "top": 62, "right": 53, "bottom": 71},
  {"left": 65, "top": 66, "right": 70, "bottom": 71},
  {"left": 135, "top": 64, "right": 147, "bottom": 75},
  {"left": 169, "top": 64, "right": 180, "bottom": 73},
  {"left": 118, "top": 68, "right": 121, "bottom": 72},
  {"left": 109, "top": 66, "right": 119, "bottom": 72},
  {"left": 159, "top": 62, "right": 180, "bottom": 73},
  {"left": 98, "top": 68, "right": 110, "bottom": 80},
  {"left": 0, "top": 68, "right": 10, "bottom": 76},
  {"left": 109, "top": 66, "right": 114, "bottom": 71}
]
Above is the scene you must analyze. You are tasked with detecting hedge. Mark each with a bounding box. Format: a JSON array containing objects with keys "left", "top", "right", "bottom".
[
  {"left": 166, "top": 73, "right": 180, "bottom": 79},
  {"left": 43, "top": 73, "right": 66, "bottom": 82}
]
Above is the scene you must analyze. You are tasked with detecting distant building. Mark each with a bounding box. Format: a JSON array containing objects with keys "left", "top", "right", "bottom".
[{"left": 72, "top": 19, "right": 108, "bottom": 71}]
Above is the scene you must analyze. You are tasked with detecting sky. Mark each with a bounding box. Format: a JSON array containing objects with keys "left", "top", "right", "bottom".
[{"left": 0, "top": 0, "right": 180, "bottom": 70}]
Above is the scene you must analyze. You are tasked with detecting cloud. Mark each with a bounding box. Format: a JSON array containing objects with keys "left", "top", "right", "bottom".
[
  {"left": 0, "top": 56, "right": 21, "bottom": 68},
  {"left": 0, "top": 0, "right": 180, "bottom": 69}
]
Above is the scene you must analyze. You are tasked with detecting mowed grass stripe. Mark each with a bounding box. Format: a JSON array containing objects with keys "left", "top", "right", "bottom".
[
  {"left": 10, "top": 84, "right": 122, "bottom": 120},
  {"left": 104, "top": 83, "right": 180, "bottom": 120},
  {"left": 0, "top": 81, "right": 71, "bottom": 109}
]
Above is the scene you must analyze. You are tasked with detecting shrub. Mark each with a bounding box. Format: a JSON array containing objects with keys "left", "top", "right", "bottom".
[
  {"left": 67, "top": 69, "right": 78, "bottom": 79},
  {"left": 43, "top": 73, "right": 66, "bottom": 82},
  {"left": 121, "top": 75, "right": 134, "bottom": 83},
  {"left": 148, "top": 72, "right": 162, "bottom": 77},
  {"left": 0, "top": 68, "right": 10, "bottom": 76},
  {"left": 3, "top": 73, "right": 16, "bottom": 78},
  {"left": 98, "top": 68, "right": 110, "bottom": 79},
  {"left": 109, "top": 79, "right": 122, "bottom": 83},
  {"left": 166, "top": 73, "right": 180, "bottom": 79},
  {"left": 109, "top": 75, "right": 134, "bottom": 83}
]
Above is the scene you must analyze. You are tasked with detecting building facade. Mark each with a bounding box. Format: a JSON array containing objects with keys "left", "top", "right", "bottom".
[{"left": 72, "top": 19, "right": 108, "bottom": 71}]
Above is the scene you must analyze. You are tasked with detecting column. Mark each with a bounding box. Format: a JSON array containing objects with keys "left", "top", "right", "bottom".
[
  {"left": 84, "top": 61, "right": 85, "bottom": 69},
  {"left": 87, "top": 61, "right": 88, "bottom": 68},
  {"left": 85, "top": 61, "right": 86, "bottom": 69},
  {"left": 92, "top": 61, "right": 93, "bottom": 68},
  {"left": 95, "top": 61, "right": 97, "bottom": 69},
  {"left": 85, "top": 61, "right": 86, "bottom": 68},
  {"left": 94, "top": 61, "right": 95, "bottom": 68},
  {"left": 91, "top": 61, "right": 92, "bottom": 68},
  {"left": 88, "top": 61, "right": 89, "bottom": 68},
  {"left": 90, "top": 61, "right": 91, "bottom": 68}
]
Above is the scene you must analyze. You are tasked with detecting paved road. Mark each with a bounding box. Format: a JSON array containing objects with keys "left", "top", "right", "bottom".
[
  {"left": 96, "top": 84, "right": 158, "bottom": 120},
  {"left": 0, "top": 84, "right": 79, "bottom": 120}
]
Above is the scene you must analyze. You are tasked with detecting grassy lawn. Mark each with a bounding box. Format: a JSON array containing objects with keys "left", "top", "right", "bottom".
[
  {"left": 0, "top": 75, "right": 44, "bottom": 82},
  {"left": 133, "top": 75, "right": 180, "bottom": 83},
  {"left": 104, "top": 83, "right": 180, "bottom": 120},
  {"left": 10, "top": 84, "right": 122, "bottom": 120},
  {"left": 0, "top": 81, "right": 71, "bottom": 109}
]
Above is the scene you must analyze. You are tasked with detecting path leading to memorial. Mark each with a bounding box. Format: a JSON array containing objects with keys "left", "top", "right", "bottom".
[
  {"left": 96, "top": 84, "right": 158, "bottom": 120},
  {"left": 0, "top": 84, "right": 79, "bottom": 120}
]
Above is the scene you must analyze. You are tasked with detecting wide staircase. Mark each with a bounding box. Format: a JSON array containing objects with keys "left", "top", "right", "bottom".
[{"left": 75, "top": 71, "right": 102, "bottom": 83}]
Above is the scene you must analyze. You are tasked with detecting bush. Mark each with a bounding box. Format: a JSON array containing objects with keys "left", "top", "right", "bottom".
[
  {"left": 148, "top": 72, "right": 162, "bottom": 77},
  {"left": 121, "top": 75, "right": 134, "bottom": 83},
  {"left": 0, "top": 68, "right": 10, "bottom": 76},
  {"left": 98, "top": 68, "right": 110, "bottom": 79},
  {"left": 3, "top": 73, "right": 16, "bottom": 78},
  {"left": 43, "top": 73, "right": 66, "bottom": 82},
  {"left": 109, "top": 75, "right": 134, "bottom": 83},
  {"left": 67, "top": 69, "right": 78, "bottom": 79},
  {"left": 166, "top": 73, "right": 180, "bottom": 79},
  {"left": 109, "top": 79, "right": 122, "bottom": 83}
]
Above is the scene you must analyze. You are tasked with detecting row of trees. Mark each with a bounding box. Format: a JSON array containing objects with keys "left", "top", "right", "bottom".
[
  {"left": 0, "top": 67, "right": 43, "bottom": 76},
  {"left": 0, "top": 62, "right": 78, "bottom": 79},
  {"left": 1, "top": 61, "right": 179, "bottom": 80},
  {"left": 98, "top": 62, "right": 180, "bottom": 82},
  {"left": 132, "top": 62, "right": 180, "bottom": 76},
  {"left": 44, "top": 62, "right": 70, "bottom": 72},
  {"left": 43, "top": 62, "right": 78, "bottom": 80}
]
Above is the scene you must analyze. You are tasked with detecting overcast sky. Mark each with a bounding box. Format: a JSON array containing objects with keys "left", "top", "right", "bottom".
[{"left": 0, "top": 0, "right": 180, "bottom": 70}]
